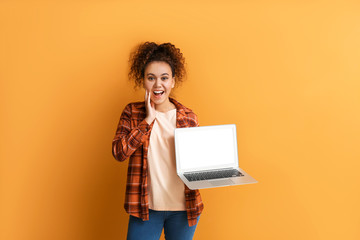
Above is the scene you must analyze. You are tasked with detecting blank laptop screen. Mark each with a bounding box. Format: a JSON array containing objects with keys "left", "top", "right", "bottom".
[{"left": 175, "top": 125, "right": 237, "bottom": 171}]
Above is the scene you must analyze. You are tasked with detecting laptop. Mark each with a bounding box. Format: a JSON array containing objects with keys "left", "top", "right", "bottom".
[{"left": 175, "top": 124, "right": 257, "bottom": 189}]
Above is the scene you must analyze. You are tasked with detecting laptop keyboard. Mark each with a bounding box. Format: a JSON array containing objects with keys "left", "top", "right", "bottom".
[{"left": 184, "top": 169, "right": 244, "bottom": 182}]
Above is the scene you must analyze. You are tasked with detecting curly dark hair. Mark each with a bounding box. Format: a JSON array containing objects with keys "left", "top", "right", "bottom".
[{"left": 128, "top": 42, "right": 186, "bottom": 88}]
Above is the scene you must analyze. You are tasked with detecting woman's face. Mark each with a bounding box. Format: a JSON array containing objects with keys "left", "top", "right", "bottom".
[{"left": 143, "top": 61, "right": 175, "bottom": 107}]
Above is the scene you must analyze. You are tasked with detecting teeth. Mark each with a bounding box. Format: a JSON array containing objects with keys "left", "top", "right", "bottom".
[{"left": 154, "top": 91, "right": 164, "bottom": 94}]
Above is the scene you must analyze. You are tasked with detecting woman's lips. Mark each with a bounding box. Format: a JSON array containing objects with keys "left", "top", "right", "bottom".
[{"left": 153, "top": 90, "right": 164, "bottom": 99}]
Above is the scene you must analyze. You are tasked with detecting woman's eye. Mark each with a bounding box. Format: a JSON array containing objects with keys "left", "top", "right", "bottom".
[
  {"left": 161, "top": 77, "right": 168, "bottom": 81},
  {"left": 148, "top": 77, "right": 154, "bottom": 81}
]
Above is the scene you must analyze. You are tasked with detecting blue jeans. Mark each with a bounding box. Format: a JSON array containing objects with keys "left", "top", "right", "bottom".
[{"left": 126, "top": 209, "right": 200, "bottom": 240}]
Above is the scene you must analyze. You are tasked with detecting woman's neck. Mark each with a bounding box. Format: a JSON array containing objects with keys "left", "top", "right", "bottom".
[{"left": 155, "top": 98, "right": 176, "bottom": 112}]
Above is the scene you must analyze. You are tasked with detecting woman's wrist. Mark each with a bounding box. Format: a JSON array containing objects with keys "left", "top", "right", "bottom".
[{"left": 145, "top": 116, "right": 155, "bottom": 125}]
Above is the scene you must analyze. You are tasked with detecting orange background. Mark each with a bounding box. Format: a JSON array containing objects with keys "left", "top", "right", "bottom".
[{"left": 1, "top": 1, "right": 360, "bottom": 239}]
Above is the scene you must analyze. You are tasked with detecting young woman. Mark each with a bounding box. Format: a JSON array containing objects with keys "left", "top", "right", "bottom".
[{"left": 112, "top": 42, "right": 204, "bottom": 240}]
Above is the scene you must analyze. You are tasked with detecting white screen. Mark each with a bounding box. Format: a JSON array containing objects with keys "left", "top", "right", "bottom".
[{"left": 176, "top": 125, "right": 237, "bottom": 171}]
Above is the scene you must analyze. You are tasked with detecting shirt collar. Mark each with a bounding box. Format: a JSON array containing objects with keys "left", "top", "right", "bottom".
[{"left": 169, "top": 97, "right": 193, "bottom": 117}]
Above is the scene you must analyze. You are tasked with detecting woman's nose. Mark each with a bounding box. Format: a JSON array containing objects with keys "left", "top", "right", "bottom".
[{"left": 154, "top": 78, "right": 161, "bottom": 87}]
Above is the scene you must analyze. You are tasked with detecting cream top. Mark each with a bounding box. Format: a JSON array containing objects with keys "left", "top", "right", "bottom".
[{"left": 147, "top": 109, "right": 186, "bottom": 211}]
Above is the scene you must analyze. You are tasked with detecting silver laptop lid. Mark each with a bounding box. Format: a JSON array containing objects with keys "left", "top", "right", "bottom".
[{"left": 175, "top": 124, "right": 239, "bottom": 172}]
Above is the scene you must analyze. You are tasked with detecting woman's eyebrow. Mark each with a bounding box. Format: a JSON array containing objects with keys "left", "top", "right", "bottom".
[{"left": 146, "top": 73, "right": 169, "bottom": 76}]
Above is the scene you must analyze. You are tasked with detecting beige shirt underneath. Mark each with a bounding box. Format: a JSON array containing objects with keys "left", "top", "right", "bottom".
[{"left": 147, "top": 109, "right": 186, "bottom": 211}]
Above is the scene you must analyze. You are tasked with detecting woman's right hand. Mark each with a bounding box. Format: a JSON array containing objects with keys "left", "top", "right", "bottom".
[{"left": 144, "top": 90, "right": 156, "bottom": 124}]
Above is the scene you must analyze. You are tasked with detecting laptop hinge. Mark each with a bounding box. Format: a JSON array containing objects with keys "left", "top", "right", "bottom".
[{"left": 184, "top": 167, "right": 235, "bottom": 174}]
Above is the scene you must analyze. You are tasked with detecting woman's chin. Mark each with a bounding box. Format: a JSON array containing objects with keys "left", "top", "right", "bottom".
[{"left": 151, "top": 96, "right": 167, "bottom": 105}]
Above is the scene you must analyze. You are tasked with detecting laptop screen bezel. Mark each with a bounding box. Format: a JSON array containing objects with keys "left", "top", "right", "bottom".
[{"left": 174, "top": 124, "right": 240, "bottom": 173}]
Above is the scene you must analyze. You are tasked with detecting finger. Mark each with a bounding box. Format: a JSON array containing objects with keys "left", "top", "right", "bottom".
[
  {"left": 145, "top": 90, "right": 149, "bottom": 106},
  {"left": 147, "top": 91, "right": 151, "bottom": 106}
]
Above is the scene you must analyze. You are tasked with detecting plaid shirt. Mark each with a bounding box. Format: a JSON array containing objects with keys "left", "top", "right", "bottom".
[{"left": 112, "top": 98, "right": 204, "bottom": 227}]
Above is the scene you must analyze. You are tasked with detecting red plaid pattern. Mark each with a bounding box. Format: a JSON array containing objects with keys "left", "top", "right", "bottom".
[{"left": 112, "top": 98, "right": 204, "bottom": 226}]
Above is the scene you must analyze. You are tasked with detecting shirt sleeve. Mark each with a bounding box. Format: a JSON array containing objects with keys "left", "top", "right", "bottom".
[
  {"left": 194, "top": 113, "right": 200, "bottom": 127},
  {"left": 112, "top": 104, "right": 150, "bottom": 162},
  {"left": 188, "top": 111, "right": 200, "bottom": 127}
]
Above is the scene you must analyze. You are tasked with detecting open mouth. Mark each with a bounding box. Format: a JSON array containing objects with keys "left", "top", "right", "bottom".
[{"left": 153, "top": 90, "right": 164, "bottom": 96}]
